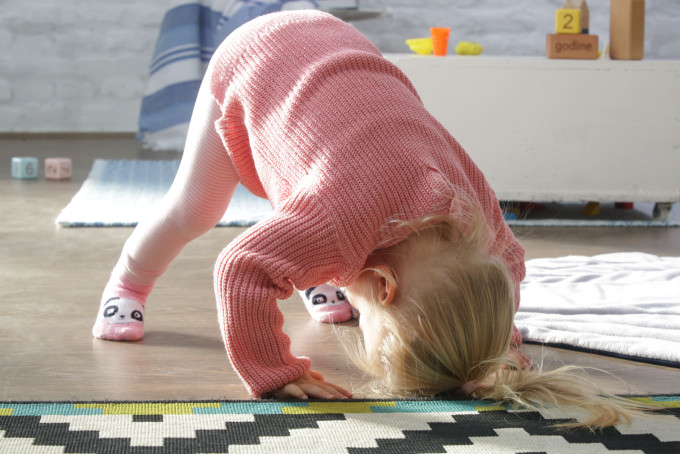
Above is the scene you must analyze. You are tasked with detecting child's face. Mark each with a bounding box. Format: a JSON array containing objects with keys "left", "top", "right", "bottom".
[{"left": 345, "top": 283, "right": 383, "bottom": 362}]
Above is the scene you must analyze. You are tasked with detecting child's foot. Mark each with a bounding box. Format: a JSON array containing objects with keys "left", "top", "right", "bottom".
[
  {"left": 92, "top": 297, "right": 145, "bottom": 341},
  {"left": 300, "top": 284, "right": 353, "bottom": 323}
]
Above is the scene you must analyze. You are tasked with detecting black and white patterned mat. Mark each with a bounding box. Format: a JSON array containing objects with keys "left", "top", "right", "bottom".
[{"left": 1, "top": 397, "right": 678, "bottom": 453}]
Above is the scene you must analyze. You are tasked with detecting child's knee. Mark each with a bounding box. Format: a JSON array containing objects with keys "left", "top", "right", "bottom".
[{"left": 165, "top": 203, "right": 223, "bottom": 241}]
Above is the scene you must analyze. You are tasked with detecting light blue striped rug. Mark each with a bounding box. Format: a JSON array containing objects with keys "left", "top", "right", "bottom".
[
  {"left": 56, "top": 160, "right": 273, "bottom": 227},
  {"left": 56, "top": 159, "right": 680, "bottom": 228}
]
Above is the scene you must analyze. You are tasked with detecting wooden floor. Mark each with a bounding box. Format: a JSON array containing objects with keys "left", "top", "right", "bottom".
[{"left": 1, "top": 135, "right": 678, "bottom": 402}]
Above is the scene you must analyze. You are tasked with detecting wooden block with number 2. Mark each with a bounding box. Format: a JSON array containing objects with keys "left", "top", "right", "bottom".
[{"left": 556, "top": 9, "right": 581, "bottom": 34}]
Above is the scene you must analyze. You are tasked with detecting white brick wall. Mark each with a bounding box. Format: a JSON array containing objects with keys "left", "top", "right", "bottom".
[
  {"left": 1, "top": 0, "right": 678, "bottom": 133},
  {"left": 0, "top": 0, "right": 166, "bottom": 133}
]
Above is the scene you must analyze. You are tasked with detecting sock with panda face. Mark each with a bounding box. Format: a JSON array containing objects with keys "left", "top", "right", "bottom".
[
  {"left": 299, "top": 284, "right": 353, "bottom": 323},
  {"left": 93, "top": 296, "right": 145, "bottom": 341},
  {"left": 92, "top": 278, "right": 152, "bottom": 342}
]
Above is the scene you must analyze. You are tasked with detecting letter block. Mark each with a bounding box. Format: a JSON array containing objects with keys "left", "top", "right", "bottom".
[
  {"left": 11, "top": 156, "right": 39, "bottom": 179},
  {"left": 555, "top": 9, "right": 581, "bottom": 34},
  {"left": 546, "top": 33, "right": 599, "bottom": 59},
  {"left": 45, "top": 157, "right": 72, "bottom": 180}
]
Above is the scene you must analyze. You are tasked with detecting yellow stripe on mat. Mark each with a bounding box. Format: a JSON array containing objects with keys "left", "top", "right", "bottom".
[
  {"left": 75, "top": 403, "right": 223, "bottom": 415},
  {"left": 282, "top": 401, "right": 397, "bottom": 414},
  {"left": 628, "top": 397, "right": 680, "bottom": 409}
]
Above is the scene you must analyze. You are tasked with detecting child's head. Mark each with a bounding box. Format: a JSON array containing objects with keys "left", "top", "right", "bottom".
[
  {"left": 342, "top": 214, "right": 655, "bottom": 429},
  {"left": 344, "top": 213, "right": 515, "bottom": 397}
]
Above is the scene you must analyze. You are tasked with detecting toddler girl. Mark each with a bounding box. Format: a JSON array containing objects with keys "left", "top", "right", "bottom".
[{"left": 94, "top": 10, "right": 643, "bottom": 427}]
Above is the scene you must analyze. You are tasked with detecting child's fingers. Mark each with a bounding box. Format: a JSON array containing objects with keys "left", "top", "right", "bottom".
[
  {"left": 299, "top": 383, "right": 347, "bottom": 399},
  {"left": 308, "top": 370, "right": 324, "bottom": 380},
  {"left": 273, "top": 372, "right": 352, "bottom": 400},
  {"left": 275, "top": 384, "right": 308, "bottom": 400},
  {"left": 319, "top": 381, "right": 352, "bottom": 399},
  {"left": 308, "top": 370, "right": 352, "bottom": 398},
  {"left": 325, "top": 381, "right": 353, "bottom": 398}
]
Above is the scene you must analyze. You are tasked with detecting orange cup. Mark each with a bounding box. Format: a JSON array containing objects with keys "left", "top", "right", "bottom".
[{"left": 430, "top": 27, "right": 451, "bottom": 56}]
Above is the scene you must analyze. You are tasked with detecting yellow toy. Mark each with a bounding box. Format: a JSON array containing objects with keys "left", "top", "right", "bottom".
[
  {"left": 405, "top": 37, "right": 433, "bottom": 55},
  {"left": 455, "top": 41, "right": 483, "bottom": 55},
  {"left": 582, "top": 201, "right": 601, "bottom": 216}
]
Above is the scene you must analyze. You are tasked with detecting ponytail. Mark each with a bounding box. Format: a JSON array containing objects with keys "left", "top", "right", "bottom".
[{"left": 471, "top": 361, "right": 653, "bottom": 429}]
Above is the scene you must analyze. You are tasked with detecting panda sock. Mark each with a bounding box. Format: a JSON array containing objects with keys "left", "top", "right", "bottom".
[
  {"left": 299, "top": 284, "right": 353, "bottom": 323},
  {"left": 92, "top": 278, "right": 151, "bottom": 342},
  {"left": 92, "top": 296, "right": 145, "bottom": 341}
]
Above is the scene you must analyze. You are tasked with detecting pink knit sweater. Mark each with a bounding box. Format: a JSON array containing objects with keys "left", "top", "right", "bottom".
[{"left": 208, "top": 11, "right": 525, "bottom": 397}]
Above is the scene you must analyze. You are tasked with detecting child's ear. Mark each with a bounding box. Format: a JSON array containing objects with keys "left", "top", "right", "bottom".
[{"left": 372, "top": 265, "right": 396, "bottom": 306}]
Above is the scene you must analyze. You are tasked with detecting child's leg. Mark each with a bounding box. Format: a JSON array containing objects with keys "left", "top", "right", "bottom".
[
  {"left": 298, "top": 284, "right": 354, "bottom": 323},
  {"left": 94, "top": 82, "right": 239, "bottom": 341}
]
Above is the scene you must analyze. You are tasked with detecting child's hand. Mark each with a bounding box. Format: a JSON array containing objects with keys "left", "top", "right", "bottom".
[{"left": 273, "top": 370, "right": 353, "bottom": 400}]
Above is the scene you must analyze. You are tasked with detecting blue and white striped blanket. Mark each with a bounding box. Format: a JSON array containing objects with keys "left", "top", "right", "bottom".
[{"left": 137, "top": 0, "right": 317, "bottom": 152}]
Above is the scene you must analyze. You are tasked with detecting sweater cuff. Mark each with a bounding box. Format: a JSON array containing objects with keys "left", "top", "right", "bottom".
[{"left": 243, "top": 356, "right": 312, "bottom": 398}]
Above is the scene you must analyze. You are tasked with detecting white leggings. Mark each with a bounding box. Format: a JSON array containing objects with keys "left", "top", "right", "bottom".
[{"left": 108, "top": 81, "right": 240, "bottom": 299}]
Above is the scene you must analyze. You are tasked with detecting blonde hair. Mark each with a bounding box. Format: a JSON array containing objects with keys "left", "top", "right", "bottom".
[{"left": 340, "top": 212, "right": 653, "bottom": 430}]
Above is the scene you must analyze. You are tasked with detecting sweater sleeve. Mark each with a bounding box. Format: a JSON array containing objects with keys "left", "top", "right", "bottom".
[{"left": 213, "top": 195, "right": 347, "bottom": 397}]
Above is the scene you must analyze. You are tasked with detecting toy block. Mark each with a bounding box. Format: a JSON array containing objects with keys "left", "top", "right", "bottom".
[
  {"left": 610, "top": 0, "right": 645, "bottom": 60},
  {"left": 615, "top": 202, "right": 634, "bottom": 209},
  {"left": 45, "top": 157, "right": 72, "bottom": 180},
  {"left": 515, "top": 202, "right": 547, "bottom": 213},
  {"left": 562, "top": 0, "right": 590, "bottom": 33},
  {"left": 555, "top": 9, "right": 581, "bottom": 34},
  {"left": 11, "top": 156, "right": 39, "bottom": 179},
  {"left": 582, "top": 201, "right": 600, "bottom": 216},
  {"left": 546, "top": 33, "right": 598, "bottom": 59}
]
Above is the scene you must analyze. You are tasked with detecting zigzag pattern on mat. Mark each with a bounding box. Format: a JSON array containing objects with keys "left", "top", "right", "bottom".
[{"left": 1, "top": 398, "right": 679, "bottom": 453}]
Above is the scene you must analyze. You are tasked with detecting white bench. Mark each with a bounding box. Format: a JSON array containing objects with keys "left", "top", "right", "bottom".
[{"left": 388, "top": 55, "right": 680, "bottom": 220}]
